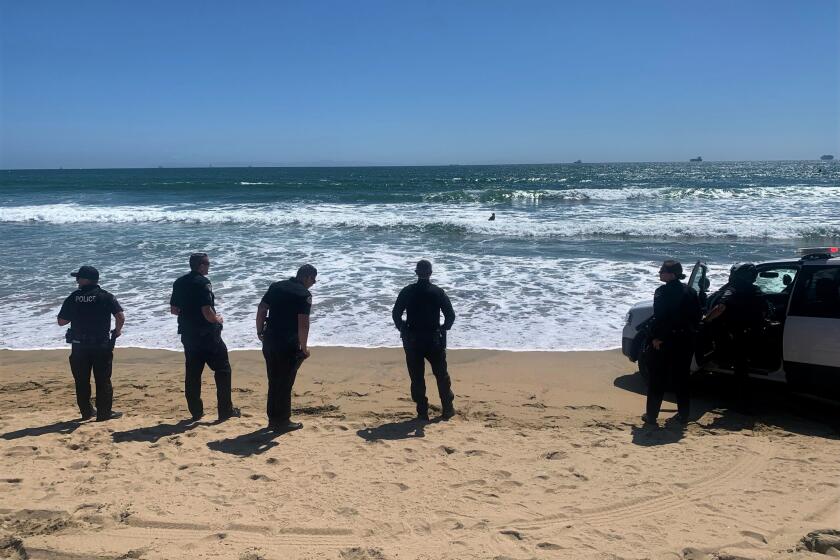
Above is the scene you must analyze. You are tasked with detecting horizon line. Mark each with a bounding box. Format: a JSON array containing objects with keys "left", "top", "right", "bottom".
[{"left": 1, "top": 157, "right": 836, "bottom": 172}]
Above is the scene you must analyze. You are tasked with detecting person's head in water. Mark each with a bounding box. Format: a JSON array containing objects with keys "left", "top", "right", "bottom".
[
  {"left": 296, "top": 264, "right": 318, "bottom": 289},
  {"left": 658, "top": 260, "right": 684, "bottom": 283},
  {"left": 489, "top": 212, "right": 496, "bottom": 221},
  {"left": 415, "top": 259, "right": 432, "bottom": 280}
]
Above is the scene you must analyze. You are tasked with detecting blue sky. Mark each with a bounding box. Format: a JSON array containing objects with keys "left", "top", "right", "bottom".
[{"left": 1, "top": 1, "right": 837, "bottom": 168}]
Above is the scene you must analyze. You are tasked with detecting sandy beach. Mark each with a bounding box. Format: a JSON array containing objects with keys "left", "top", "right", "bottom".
[{"left": 1, "top": 347, "right": 839, "bottom": 560}]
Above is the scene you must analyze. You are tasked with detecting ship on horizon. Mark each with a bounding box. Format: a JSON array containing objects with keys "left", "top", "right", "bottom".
[
  {"left": 690, "top": 156, "right": 703, "bottom": 162},
  {"left": 821, "top": 154, "right": 834, "bottom": 161}
]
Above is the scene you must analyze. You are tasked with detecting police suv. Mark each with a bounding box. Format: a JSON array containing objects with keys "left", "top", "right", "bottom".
[{"left": 621, "top": 248, "right": 840, "bottom": 395}]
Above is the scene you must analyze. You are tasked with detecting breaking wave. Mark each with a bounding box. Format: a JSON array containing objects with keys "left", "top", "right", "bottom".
[
  {"left": 3, "top": 202, "right": 839, "bottom": 240},
  {"left": 422, "top": 185, "right": 840, "bottom": 203}
]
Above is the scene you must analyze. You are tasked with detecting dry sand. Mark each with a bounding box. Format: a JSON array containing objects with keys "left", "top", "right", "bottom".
[{"left": 0, "top": 347, "right": 838, "bottom": 560}]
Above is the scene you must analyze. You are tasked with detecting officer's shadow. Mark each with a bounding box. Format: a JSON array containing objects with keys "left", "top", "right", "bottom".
[
  {"left": 112, "top": 419, "right": 210, "bottom": 444},
  {"left": 615, "top": 373, "right": 688, "bottom": 446},
  {"left": 630, "top": 422, "right": 686, "bottom": 446},
  {"left": 1, "top": 419, "right": 82, "bottom": 440},
  {"left": 356, "top": 417, "right": 430, "bottom": 442},
  {"left": 206, "top": 428, "right": 283, "bottom": 457}
]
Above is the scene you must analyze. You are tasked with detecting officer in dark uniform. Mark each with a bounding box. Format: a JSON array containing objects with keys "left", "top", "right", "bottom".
[
  {"left": 169, "top": 253, "right": 240, "bottom": 422},
  {"left": 256, "top": 264, "right": 317, "bottom": 433},
  {"left": 57, "top": 266, "right": 125, "bottom": 421},
  {"left": 704, "top": 263, "right": 765, "bottom": 409},
  {"left": 643, "top": 260, "right": 702, "bottom": 426},
  {"left": 392, "top": 260, "right": 456, "bottom": 421}
]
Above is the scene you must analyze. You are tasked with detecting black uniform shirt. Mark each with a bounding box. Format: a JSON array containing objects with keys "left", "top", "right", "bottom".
[
  {"left": 392, "top": 279, "right": 455, "bottom": 333},
  {"left": 650, "top": 279, "right": 701, "bottom": 341},
  {"left": 58, "top": 285, "right": 122, "bottom": 339},
  {"left": 261, "top": 278, "right": 312, "bottom": 341},
  {"left": 719, "top": 283, "right": 764, "bottom": 332},
  {"left": 170, "top": 271, "right": 216, "bottom": 337}
]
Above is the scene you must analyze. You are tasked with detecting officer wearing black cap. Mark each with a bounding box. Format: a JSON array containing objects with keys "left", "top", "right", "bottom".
[
  {"left": 169, "top": 253, "right": 240, "bottom": 422},
  {"left": 704, "top": 262, "right": 765, "bottom": 409},
  {"left": 57, "top": 266, "right": 125, "bottom": 421},
  {"left": 392, "top": 259, "right": 456, "bottom": 421},
  {"left": 643, "top": 259, "right": 702, "bottom": 426},
  {"left": 255, "top": 264, "right": 317, "bottom": 433}
]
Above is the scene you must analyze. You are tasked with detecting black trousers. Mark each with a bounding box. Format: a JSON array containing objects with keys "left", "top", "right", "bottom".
[
  {"left": 69, "top": 344, "right": 113, "bottom": 419},
  {"left": 402, "top": 332, "right": 454, "bottom": 415},
  {"left": 182, "top": 334, "right": 233, "bottom": 418},
  {"left": 646, "top": 338, "right": 693, "bottom": 421},
  {"left": 262, "top": 337, "right": 303, "bottom": 423},
  {"left": 731, "top": 335, "right": 753, "bottom": 410}
]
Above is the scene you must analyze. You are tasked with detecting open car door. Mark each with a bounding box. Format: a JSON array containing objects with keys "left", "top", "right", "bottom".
[
  {"left": 687, "top": 261, "right": 714, "bottom": 369},
  {"left": 687, "top": 260, "right": 710, "bottom": 306}
]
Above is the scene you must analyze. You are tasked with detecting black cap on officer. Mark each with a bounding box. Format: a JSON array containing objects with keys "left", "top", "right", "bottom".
[
  {"left": 659, "top": 260, "right": 685, "bottom": 280},
  {"left": 70, "top": 265, "right": 99, "bottom": 282},
  {"left": 415, "top": 259, "right": 432, "bottom": 277}
]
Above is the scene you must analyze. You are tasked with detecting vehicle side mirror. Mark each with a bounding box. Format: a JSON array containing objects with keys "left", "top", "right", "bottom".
[
  {"left": 782, "top": 274, "right": 792, "bottom": 286},
  {"left": 700, "top": 277, "right": 710, "bottom": 292}
]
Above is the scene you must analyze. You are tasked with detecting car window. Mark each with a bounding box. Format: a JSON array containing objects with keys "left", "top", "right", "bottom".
[
  {"left": 789, "top": 266, "right": 840, "bottom": 319},
  {"left": 754, "top": 267, "right": 798, "bottom": 295}
]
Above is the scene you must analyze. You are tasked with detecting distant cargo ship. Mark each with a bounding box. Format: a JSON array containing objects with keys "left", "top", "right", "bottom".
[
  {"left": 573, "top": 159, "right": 582, "bottom": 164},
  {"left": 821, "top": 155, "right": 834, "bottom": 161},
  {"left": 690, "top": 156, "right": 703, "bottom": 162}
]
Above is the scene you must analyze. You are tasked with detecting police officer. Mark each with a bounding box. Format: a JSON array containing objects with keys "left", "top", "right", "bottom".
[
  {"left": 643, "top": 260, "right": 702, "bottom": 426},
  {"left": 57, "top": 266, "right": 125, "bottom": 421},
  {"left": 704, "top": 263, "right": 765, "bottom": 410},
  {"left": 169, "top": 253, "right": 240, "bottom": 422},
  {"left": 256, "top": 264, "right": 317, "bottom": 433},
  {"left": 392, "top": 260, "right": 456, "bottom": 421}
]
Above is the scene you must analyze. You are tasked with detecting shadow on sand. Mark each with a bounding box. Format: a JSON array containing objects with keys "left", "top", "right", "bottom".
[
  {"left": 630, "top": 421, "right": 687, "bottom": 446},
  {"left": 1, "top": 419, "right": 83, "bottom": 440},
  {"left": 614, "top": 370, "right": 840, "bottom": 447},
  {"left": 206, "top": 427, "right": 284, "bottom": 457},
  {"left": 112, "top": 419, "right": 209, "bottom": 444},
  {"left": 356, "top": 417, "right": 431, "bottom": 442}
]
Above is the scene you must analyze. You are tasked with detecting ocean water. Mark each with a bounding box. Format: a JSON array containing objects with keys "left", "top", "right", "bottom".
[{"left": 1, "top": 162, "right": 838, "bottom": 351}]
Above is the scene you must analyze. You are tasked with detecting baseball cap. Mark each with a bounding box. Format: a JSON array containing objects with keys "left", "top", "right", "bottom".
[
  {"left": 415, "top": 259, "right": 432, "bottom": 275},
  {"left": 70, "top": 265, "right": 99, "bottom": 281}
]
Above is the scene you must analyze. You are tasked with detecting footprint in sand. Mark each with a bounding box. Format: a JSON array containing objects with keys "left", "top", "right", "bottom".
[
  {"left": 543, "top": 451, "right": 567, "bottom": 460},
  {"left": 339, "top": 547, "right": 387, "bottom": 560},
  {"left": 4, "top": 446, "right": 38, "bottom": 457},
  {"left": 465, "top": 449, "right": 496, "bottom": 457},
  {"left": 249, "top": 474, "right": 271, "bottom": 482}
]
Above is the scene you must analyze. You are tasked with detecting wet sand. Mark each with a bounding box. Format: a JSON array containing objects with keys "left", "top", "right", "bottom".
[{"left": 1, "top": 347, "right": 838, "bottom": 559}]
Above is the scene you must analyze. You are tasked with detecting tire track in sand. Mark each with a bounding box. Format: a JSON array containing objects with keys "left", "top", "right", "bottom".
[
  {"left": 500, "top": 437, "right": 771, "bottom": 532},
  {"left": 95, "top": 518, "right": 359, "bottom": 549}
]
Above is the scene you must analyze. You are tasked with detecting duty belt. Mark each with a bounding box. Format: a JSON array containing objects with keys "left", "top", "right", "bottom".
[{"left": 69, "top": 332, "right": 110, "bottom": 345}]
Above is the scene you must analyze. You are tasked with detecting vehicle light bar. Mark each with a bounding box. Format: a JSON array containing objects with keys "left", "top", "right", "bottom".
[{"left": 798, "top": 247, "right": 839, "bottom": 256}]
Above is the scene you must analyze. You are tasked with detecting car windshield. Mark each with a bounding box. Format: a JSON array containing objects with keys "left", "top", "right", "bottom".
[{"left": 754, "top": 267, "right": 798, "bottom": 295}]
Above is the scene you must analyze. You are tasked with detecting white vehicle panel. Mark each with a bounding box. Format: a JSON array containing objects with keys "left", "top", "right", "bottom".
[{"left": 784, "top": 316, "right": 840, "bottom": 368}]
